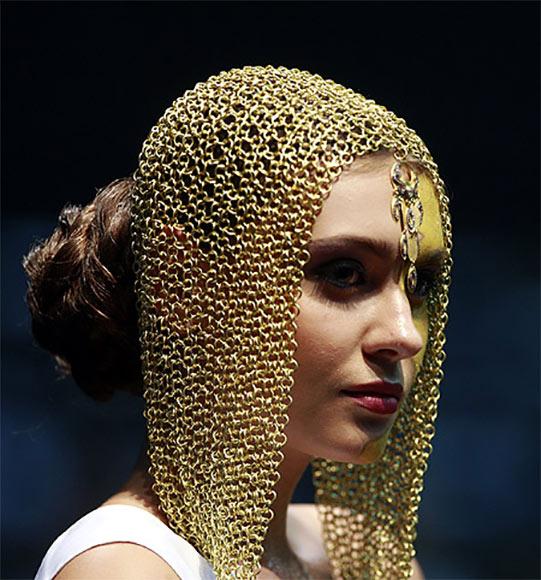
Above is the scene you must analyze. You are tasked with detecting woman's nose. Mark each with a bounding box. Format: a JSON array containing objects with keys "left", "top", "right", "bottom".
[{"left": 362, "top": 287, "right": 424, "bottom": 364}]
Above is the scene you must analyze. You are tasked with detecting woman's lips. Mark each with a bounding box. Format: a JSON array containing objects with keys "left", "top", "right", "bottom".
[{"left": 340, "top": 381, "right": 403, "bottom": 415}]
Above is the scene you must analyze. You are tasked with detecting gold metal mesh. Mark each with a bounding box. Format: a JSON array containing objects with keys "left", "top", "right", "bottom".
[{"left": 131, "top": 65, "right": 452, "bottom": 579}]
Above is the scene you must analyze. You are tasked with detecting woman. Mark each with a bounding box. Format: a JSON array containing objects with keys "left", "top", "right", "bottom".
[{"left": 27, "top": 66, "right": 451, "bottom": 579}]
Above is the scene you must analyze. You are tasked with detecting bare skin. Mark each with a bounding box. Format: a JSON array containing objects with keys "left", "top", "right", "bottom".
[
  {"left": 56, "top": 448, "right": 330, "bottom": 580},
  {"left": 55, "top": 152, "right": 442, "bottom": 579}
]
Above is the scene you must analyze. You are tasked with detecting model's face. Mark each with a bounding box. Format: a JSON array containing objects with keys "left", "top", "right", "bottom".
[{"left": 286, "top": 153, "right": 445, "bottom": 464}]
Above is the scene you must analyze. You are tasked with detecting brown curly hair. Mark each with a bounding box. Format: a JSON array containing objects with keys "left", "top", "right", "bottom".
[{"left": 23, "top": 178, "right": 143, "bottom": 401}]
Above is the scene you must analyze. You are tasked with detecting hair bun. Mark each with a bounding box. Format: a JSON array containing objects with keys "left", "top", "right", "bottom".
[
  {"left": 57, "top": 204, "right": 83, "bottom": 235},
  {"left": 23, "top": 178, "right": 143, "bottom": 401}
]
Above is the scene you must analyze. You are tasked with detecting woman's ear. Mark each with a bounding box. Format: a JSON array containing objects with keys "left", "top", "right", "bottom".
[
  {"left": 147, "top": 223, "right": 213, "bottom": 328},
  {"left": 163, "top": 224, "right": 186, "bottom": 245},
  {"left": 148, "top": 224, "right": 187, "bottom": 317}
]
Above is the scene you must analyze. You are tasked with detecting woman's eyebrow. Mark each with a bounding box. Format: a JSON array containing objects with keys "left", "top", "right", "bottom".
[
  {"left": 307, "top": 235, "right": 396, "bottom": 259},
  {"left": 417, "top": 248, "right": 446, "bottom": 268}
]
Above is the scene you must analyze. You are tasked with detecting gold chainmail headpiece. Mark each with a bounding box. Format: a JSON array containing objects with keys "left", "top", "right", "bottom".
[{"left": 131, "top": 66, "right": 452, "bottom": 579}]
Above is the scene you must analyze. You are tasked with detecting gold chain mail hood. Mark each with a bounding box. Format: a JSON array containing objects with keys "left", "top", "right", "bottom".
[{"left": 131, "top": 66, "right": 452, "bottom": 579}]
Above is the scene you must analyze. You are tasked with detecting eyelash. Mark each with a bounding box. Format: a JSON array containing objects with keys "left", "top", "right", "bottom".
[
  {"left": 310, "top": 259, "right": 367, "bottom": 298},
  {"left": 410, "top": 268, "right": 438, "bottom": 303}
]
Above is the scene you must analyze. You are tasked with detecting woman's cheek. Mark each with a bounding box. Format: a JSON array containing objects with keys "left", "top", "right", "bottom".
[
  {"left": 294, "top": 299, "right": 358, "bottom": 403},
  {"left": 294, "top": 297, "right": 340, "bottom": 383},
  {"left": 294, "top": 308, "right": 327, "bottom": 384}
]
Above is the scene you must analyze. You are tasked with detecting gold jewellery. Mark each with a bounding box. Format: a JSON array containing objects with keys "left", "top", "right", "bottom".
[
  {"left": 391, "top": 161, "right": 424, "bottom": 294},
  {"left": 131, "top": 66, "right": 452, "bottom": 579}
]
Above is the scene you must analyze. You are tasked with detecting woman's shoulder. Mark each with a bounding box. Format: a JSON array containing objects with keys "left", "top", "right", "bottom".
[
  {"left": 42, "top": 502, "right": 325, "bottom": 579},
  {"left": 54, "top": 542, "right": 178, "bottom": 580},
  {"left": 36, "top": 504, "right": 213, "bottom": 580},
  {"left": 41, "top": 502, "right": 424, "bottom": 580}
]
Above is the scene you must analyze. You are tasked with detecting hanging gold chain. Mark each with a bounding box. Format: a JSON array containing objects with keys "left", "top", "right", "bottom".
[{"left": 132, "top": 66, "right": 452, "bottom": 579}]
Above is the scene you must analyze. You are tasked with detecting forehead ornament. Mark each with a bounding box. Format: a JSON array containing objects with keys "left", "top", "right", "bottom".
[{"left": 391, "top": 160, "right": 424, "bottom": 294}]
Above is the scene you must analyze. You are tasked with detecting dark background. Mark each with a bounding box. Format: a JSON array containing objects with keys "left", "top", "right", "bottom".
[{"left": 2, "top": 2, "right": 539, "bottom": 579}]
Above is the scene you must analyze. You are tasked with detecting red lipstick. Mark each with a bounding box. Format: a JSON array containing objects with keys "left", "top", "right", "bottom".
[{"left": 340, "top": 381, "right": 403, "bottom": 415}]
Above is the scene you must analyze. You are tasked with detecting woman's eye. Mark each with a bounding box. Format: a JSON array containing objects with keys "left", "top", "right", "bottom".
[
  {"left": 313, "top": 259, "right": 366, "bottom": 289},
  {"left": 410, "top": 269, "right": 436, "bottom": 301}
]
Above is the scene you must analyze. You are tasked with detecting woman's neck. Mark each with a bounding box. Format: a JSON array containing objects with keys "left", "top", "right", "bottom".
[
  {"left": 102, "top": 444, "right": 168, "bottom": 523},
  {"left": 262, "top": 444, "right": 311, "bottom": 556},
  {"left": 106, "top": 442, "right": 312, "bottom": 575}
]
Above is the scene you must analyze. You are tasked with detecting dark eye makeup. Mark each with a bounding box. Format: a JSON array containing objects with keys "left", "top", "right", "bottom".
[
  {"left": 313, "top": 258, "right": 367, "bottom": 289},
  {"left": 303, "top": 236, "right": 445, "bottom": 306},
  {"left": 303, "top": 257, "right": 368, "bottom": 305},
  {"left": 410, "top": 251, "right": 446, "bottom": 304},
  {"left": 409, "top": 267, "right": 438, "bottom": 304},
  {"left": 304, "top": 256, "right": 441, "bottom": 306}
]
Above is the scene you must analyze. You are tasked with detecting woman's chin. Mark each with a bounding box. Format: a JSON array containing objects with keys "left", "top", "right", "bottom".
[
  {"left": 312, "top": 429, "right": 392, "bottom": 465},
  {"left": 355, "top": 435, "right": 390, "bottom": 464}
]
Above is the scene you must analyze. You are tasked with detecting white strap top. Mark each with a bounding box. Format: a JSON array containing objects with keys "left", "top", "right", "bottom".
[{"left": 34, "top": 504, "right": 216, "bottom": 580}]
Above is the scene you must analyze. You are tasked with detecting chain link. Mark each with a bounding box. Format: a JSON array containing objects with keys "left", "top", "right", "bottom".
[{"left": 131, "top": 65, "right": 452, "bottom": 579}]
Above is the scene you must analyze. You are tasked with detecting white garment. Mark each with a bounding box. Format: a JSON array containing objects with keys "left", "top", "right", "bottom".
[{"left": 34, "top": 504, "right": 216, "bottom": 580}]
